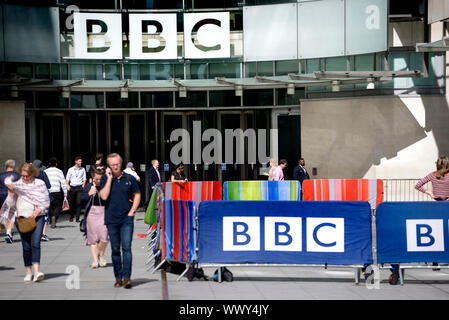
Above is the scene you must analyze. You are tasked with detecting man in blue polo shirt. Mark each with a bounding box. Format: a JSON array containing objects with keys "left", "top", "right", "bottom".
[{"left": 99, "top": 153, "right": 141, "bottom": 289}]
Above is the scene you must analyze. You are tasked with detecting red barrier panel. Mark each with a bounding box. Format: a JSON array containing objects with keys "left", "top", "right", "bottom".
[{"left": 303, "top": 179, "right": 383, "bottom": 209}]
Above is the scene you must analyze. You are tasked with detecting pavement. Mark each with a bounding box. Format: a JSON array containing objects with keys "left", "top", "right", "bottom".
[{"left": 1, "top": 210, "right": 449, "bottom": 301}]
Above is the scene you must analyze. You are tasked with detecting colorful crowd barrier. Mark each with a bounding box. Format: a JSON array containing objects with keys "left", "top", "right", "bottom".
[
  {"left": 197, "top": 200, "right": 373, "bottom": 265},
  {"left": 145, "top": 179, "right": 449, "bottom": 285},
  {"left": 223, "top": 180, "right": 301, "bottom": 200},
  {"left": 157, "top": 200, "right": 196, "bottom": 263},
  {"left": 144, "top": 181, "right": 222, "bottom": 227},
  {"left": 302, "top": 179, "right": 384, "bottom": 209},
  {"left": 377, "top": 201, "right": 449, "bottom": 264}
]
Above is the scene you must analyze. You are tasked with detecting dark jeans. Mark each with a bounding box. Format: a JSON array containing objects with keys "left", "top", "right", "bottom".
[
  {"left": 107, "top": 216, "right": 134, "bottom": 280},
  {"left": 68, "top": 186, "right": 83, "bottom": 220},
  {"left": 49, "top": 191, "right": 63, "bottom": 220},
  {"left": 15, "top": 215, "right": 45, "bottom": 267}
]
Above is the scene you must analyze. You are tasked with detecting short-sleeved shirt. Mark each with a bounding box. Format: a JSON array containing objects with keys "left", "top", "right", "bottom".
[
  {"left": 99, "top": 172, "right": 140, "bottom": 225},
  {"left": 66, "top": 166, "right": 87, "bottom": 187}
]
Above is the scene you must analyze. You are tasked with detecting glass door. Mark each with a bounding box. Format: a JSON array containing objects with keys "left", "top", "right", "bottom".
[
  {"left": 39, "top": 113, "right": 68, "bottom": 171},
  {"left": 271, "top": 108, "right": 301, "bottom": 180},
  {"left": 217, "top": 110, "right": 256, "bottom": 182},
  {"left": 160, "top": 112, "right": 197, "bottom": 183}
]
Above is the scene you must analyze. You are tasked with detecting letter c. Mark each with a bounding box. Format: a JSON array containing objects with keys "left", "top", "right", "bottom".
[
  {"left": 313, "top": 223, "right": 337, "bottom": 247},
  {"left": 191, "top": 19, "right": 221, "bottom": 51}
]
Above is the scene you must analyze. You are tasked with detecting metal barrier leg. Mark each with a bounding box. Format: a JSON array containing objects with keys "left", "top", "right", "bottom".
[
  {"left": 354, "top": 268, "right": 361, "bottom": 285},
  {"left": 218, "top": 266, "right": 223, "bottom": 283},
  {"left": 152, "top": 259, "right": 166, "bottom": 274},
  {"left": 177, "top": 266, "right": 189, "bottom": 282},
  {"left": 399, "top": 268, "right": 404, "bottom": 286}
]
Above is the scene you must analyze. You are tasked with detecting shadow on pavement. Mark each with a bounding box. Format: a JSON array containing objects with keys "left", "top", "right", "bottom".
[
  {"left": 232, "top": 276, "right": 357, "bottom": 283},
  {"left": 44, "top": 273, "right": 70, "bottom": 280},
  {"left": 131, "top": 278, "right": 157, "bottom": 287},
  {"left": 0, "top": 266, "right": 15, "bottom": 271}
]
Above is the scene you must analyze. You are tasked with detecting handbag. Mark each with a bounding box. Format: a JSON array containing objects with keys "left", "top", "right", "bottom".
[
  {"left": 80, "top": 190, "right": 101, "bottom": 234},
  {"left": 16, "top": 216, "right": 36, "bottom": 233},
  {"left": 62, "top": 198, "right": 70, "bottom": 211}
]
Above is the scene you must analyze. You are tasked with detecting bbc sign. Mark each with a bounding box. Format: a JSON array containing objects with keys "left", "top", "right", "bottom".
[
  {"left": 73, "top": 12, "right": 230, "bottom": 59},
  {"left": 197, "top": 201, "right": 373, "bottom": 265},
  {"left": 377, "top": 202, "right": 449, "bottom": 264}
]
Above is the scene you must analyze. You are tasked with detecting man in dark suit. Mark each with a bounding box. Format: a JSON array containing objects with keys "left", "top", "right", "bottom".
[
  {"left": 293, "top": 158, "right": 310, "bottom": 199},
  {"left": 147, "top": 159, "right": 161, "bottom": 197}
]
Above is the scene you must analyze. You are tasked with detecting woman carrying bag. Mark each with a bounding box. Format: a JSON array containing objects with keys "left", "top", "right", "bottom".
[
  {"left": 7, "top": 163, "right": 50, "bottom": 282},
  {"left": 81, "top": 168, "right": 109, "bottom": 269}
]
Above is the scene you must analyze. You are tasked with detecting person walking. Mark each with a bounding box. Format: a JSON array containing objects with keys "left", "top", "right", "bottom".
[
  {"left": 415, "top": 156, "right": 449, "bottom": 201},
  {"left": 66, "top": 156, "right": 86, "bottom": 222},
  {"left": 293, "top": 158, "right": 310, "bottom": 200},
  {"left": 88, "top": 153, "right": 106, "bottom": 183},
  {"left": 44, "top": 157, "right": 68, "bottom": 229},
  {"left": 81, "top": 168, "right": 109, "bottom": 269},
  {"left": 99, "top": 153, "right": 141, "bottom": 289},
  {"left": 264, "top": 158, "right": 278, "bottom": 181},
  {"left": 273, "top": 159, "right": 287, "bottom": 181},
  {"left": 32, "top": 160, "right": 51, "bottom": 241},
  {"left": 0, "top": 160, "right": 20, "bottom": 243},
  {"left": 124, "top": 162, "right": 140, "bottom": 182},
  {"left": 148, "top": 159, "right": 161, "bottom": 195},
  {"left": 7, "top": 163, "right": 50, "bottom": 282}
]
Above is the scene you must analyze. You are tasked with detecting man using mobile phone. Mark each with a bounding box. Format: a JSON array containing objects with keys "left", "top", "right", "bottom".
[{"left": 99, "top": 153, "right": 140, "bottom": 289}]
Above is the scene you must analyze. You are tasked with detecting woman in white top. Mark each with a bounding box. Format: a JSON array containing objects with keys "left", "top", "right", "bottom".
[
  {"left": 264, "top": 158, "right": 278, "bottom": 181},
  {"left": 8, "top": 163, "right": 50, "bottom": 282}
]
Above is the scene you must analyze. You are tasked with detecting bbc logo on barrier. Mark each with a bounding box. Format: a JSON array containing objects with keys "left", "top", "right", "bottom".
[
  {"left": 406, "top": 219, "right": 446, "bottom": 252},
  {"left": 222, "top": 217, "right": 344, "bottom": 252}
]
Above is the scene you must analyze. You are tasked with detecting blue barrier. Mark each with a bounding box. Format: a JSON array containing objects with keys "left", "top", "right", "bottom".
[
  {"left": 377, "top": 201, "right": 449, "bottom": 264},
  {"left": 197, "top": 200, "right": 373, "bottom": 265}
]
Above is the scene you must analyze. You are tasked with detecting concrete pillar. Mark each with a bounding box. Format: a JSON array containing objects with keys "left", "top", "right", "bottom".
[{"left": 0, "top": 100, "right": 26, "bottom": 169}]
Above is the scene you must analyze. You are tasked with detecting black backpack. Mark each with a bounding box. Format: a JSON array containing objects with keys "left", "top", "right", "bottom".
[
  {"left": 212, "top": 267, "right": 233, "bottom": 282},
  {"left": 185, "top": 262, "right": 208, "bottom": 281}
]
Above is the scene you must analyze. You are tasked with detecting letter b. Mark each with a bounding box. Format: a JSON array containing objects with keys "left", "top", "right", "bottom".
[
  {"left": 223, "top": 217, "right": 260, "bottom": 251},
  {"left": 265, "top": 217, "right": 301, "bottom": 252},
  {"left": 406, "top": 220, "right": 444, "bottom": 252}
]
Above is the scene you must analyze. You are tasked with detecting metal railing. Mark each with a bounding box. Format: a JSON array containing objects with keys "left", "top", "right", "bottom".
[{"left": 382, "top": 179, "right": 432, "bottom": 202}]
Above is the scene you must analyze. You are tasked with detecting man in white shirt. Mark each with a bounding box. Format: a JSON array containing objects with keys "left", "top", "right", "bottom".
[
  {"left": 123, "top": 162, "right": 140, "bottom": 182},
  {"left": 45, "top": 157, "right": 68, "bottom": 228},
  {"left": 66, "top": 156, "right": 86, "bottom": 222}
]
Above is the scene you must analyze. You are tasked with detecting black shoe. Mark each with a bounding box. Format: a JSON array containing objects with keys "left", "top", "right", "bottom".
[
  {"left": 5, "top": 234, "right": 13, "bottom": 244},
  {"left": 389, "top": 269, "right": 400, "bottom": 285},
  {"left": 432, "top": 262, "right": 440, "bottom": 271},
  {"left": 41, "top": 234, "right": 50, "bottom": 242},
  {"left": 69, "top": 217, "right": 74, "bottom": 222}
]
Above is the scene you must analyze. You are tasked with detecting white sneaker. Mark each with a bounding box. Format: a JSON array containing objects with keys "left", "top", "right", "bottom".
[
  {"left": 33, "top": 272, "right": 44, "bottom": 282},
  {"left": 99, "top": 256, "right": 107, "bottom": 267},
  {"left": 24, "top": 273, "right": 32, "bottom": 282},
  {"left": 91, "top": 261, "right": 99, "bottom": 269}
]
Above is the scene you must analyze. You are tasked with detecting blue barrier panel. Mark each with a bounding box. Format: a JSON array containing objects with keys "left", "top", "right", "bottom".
[
  {"left": 197, "top": 200, "right": 373, "bottom": 265},
  {"left": 377, "top": 201, "right": 449, "bottom": 264}
]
